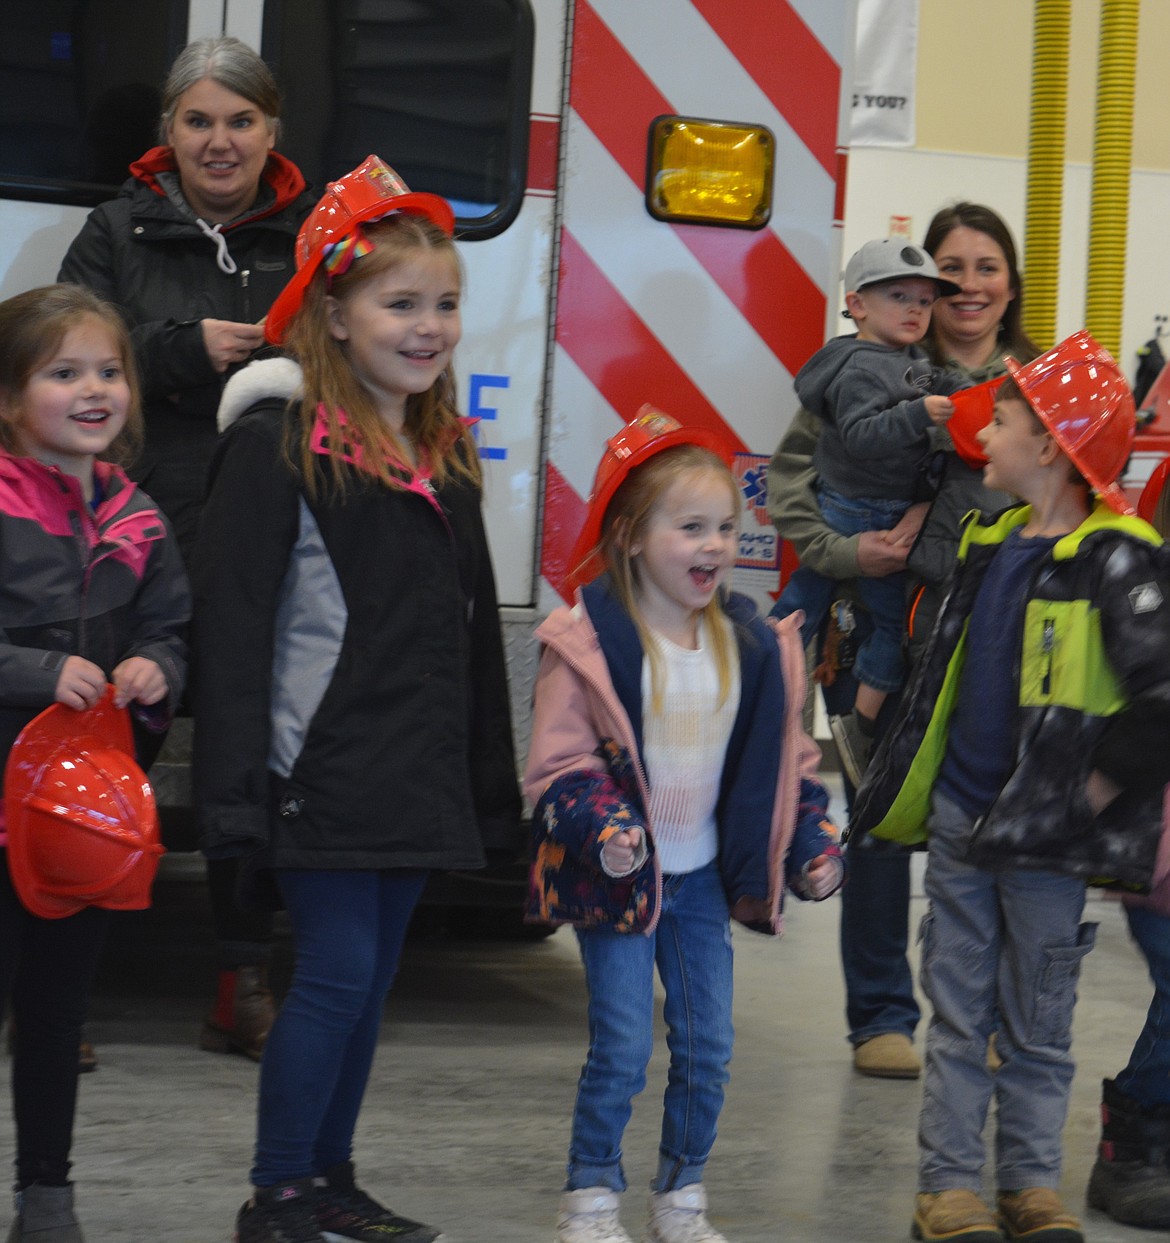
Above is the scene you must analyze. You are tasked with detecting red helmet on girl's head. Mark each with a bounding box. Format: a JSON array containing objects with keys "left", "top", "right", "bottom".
[
  {"left": 4, "top": 688, "right": 164, "bottom": 919},
  {"left": 1005, "top": 330, "right": 1136, "bottom": 515},
  {"left": 565, "top": 405, "right": 738, "bottom": 594},
  {"left": 265, "top": 155, "right": 456, "bottom": 346}
]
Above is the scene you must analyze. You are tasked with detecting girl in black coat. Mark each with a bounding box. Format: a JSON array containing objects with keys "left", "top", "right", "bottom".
[{"left": 193, "top": 157, "right": 520, "bottom": 1243}]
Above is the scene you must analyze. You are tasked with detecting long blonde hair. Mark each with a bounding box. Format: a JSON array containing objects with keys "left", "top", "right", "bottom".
[
  {"left": 599, "top": 445, "right": 741, "bottom": 713},
  {"left": 0, "top": 285, "right": 143, "bottom": 466},
  {"left": 282, "top": 214, "right": 481, "bottom": 498}
]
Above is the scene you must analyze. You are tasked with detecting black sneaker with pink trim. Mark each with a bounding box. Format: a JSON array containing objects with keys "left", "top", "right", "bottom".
[
  {"left": 315, "top": 1162, "right": 444, "bottom": 1243},
  {"left": 236, "top": 1179, "right": 325, "bottom": 1243}
]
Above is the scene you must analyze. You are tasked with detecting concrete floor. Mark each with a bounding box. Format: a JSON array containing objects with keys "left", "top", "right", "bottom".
[{"left": 0, "top": 788, "right": 1161, "bottom": 1243}]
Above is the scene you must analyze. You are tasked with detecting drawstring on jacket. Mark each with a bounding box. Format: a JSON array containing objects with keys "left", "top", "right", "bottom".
[{"left": 195, "top": 218, "right": 239, "bottom": 275}]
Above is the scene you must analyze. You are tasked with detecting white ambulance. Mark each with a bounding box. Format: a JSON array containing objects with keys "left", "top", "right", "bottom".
[{"left": 0, "top": 0, "right": 856, "bottom": 902}]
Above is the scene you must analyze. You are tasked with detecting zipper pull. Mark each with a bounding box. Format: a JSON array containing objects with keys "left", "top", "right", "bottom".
[
  {"left": 240, "top": 269, "right": 250, "bottom": 288},
  {"left": 1040, "top": 618, "right": 1055, "bottom": 695}
]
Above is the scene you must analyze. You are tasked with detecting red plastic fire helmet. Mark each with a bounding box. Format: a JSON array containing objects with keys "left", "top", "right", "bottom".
[
  {"left": 4, "top": 688, "right": 164, "bottom": 919},
  {"left": 265, "top": 155, "right": 456, "bottom": 345},
  {"left": 946, "top": 377, "right": 1001, "bottom": 469},
  {"left": 564, "top": 404, "right": 738, "bottom": 594},
  {"left": 1005, "top": 330, "right": 1137, "bottom": 515}
]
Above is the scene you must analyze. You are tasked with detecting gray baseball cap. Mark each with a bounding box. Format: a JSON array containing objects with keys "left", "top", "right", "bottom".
[{"left": 844, "top": 238, "right": 960, "bottom": 297}]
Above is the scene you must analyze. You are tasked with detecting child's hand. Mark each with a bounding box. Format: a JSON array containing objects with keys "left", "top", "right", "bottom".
[
  {"left": 601, "top": 827, "right": 646, "bottom": 877},
  {"left": 926, "top": 395, "right": 954, "bottom": 427},
  {"left": 803, "top": 853, "right": 844, "bottom": 900},
  {"left": 111, "top": 656, "right": 168, "bottom": 708},
  {"left": 55, "top": 656, "right": 108, "bottom": 711},
  {"left": 1085, "top": 769, "right": 1122, "bottom": 816}
]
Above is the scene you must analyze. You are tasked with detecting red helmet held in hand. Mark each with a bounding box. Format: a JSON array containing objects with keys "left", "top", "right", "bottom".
[{"left": 5, "top": 688, "right": 164, "bottom": 919}]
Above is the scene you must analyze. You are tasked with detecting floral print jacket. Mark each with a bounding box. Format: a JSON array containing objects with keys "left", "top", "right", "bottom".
[{"left": 524, "top": 577, "right": 841, "bottom": 935}]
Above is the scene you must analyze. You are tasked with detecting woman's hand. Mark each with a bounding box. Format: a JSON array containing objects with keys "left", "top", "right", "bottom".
[
  {"left": 201, "top": 318, "right": 267, "bottom": 373},
  {"left": 856, "top": 530, "right": 911, "bottom": 577},
  {"left": 887, "top": 501, "right": 929, "bottom": 548},
  {"left": 855, "top": 502, "right": 929, "bottom": 577},
  {"left": 111, "top": 656, "right": 168, "bottom": 707}
]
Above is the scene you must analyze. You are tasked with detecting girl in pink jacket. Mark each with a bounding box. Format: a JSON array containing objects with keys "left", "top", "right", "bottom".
[{"left": 525, "top": 407, "right": 843, "bottom": 1243}]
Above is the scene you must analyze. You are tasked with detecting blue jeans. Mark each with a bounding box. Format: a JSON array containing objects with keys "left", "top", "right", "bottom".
[
  {"left": 918, "top": 792, "right": 1094, "bottom": 1192},
  {"left": 840, "top": 845, "right": 919, "bottom": 1044},
  {"left": 568, "top": 862, "right": 734, "bottom": 1194},
  {"left": 775, "top": 488, "right": 909, "bottom": 693},
  {"left": 1116, "top": 904, "right": 1170, "bottom": 1106},
  {"left": 251, "top": 868, "right": 428, "bottom": 1187},
  {"left": 820, "top": 664, "right": 920, "bottom": 1045}
]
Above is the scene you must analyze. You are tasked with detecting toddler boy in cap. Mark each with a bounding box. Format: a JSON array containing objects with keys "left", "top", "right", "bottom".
[{"left": 772, "top": 237, "right": 964, "bottom": 786}]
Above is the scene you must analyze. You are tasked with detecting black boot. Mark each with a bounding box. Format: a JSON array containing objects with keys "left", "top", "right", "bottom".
[{"left": 1086, "top": 1077, "right": 1170, "bottom": 1228}]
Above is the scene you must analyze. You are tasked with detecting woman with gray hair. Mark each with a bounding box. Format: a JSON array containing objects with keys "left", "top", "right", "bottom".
[
  {"left": 59, "top": 34, "right": 316, "bottom": 1065},
  {"left": 60, "top": 35, "right": 315, "bottom": 555}
]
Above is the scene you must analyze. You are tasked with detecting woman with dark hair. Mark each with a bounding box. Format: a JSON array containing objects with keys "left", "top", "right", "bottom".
[
  {"left": 58, "top": 34, "right": 317, "bottom": 1064},
  {"left": 766, "top": 202, "right": 1039, "bottom": 1080}
]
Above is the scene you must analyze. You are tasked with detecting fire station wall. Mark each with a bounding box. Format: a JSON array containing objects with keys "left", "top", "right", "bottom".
[{"left": 840, "top": 0, "right": 1170, "bottom": 381}]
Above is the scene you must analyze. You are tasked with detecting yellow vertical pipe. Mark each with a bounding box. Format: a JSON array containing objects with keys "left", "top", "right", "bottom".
[
  {"left": 1085, "top": 1, "right": 1139, "bottom": 360},
  {"left": 1022, "top": 0, "right": 1070, "bottom": 351}
]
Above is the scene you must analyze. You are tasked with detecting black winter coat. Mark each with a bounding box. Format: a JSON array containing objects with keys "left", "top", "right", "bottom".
[
  {"left": 192, "top": 379, "right": 521, "bottom": 877},
  {"left": 57, "top": 148, "right": 316, "bottom": 554}
]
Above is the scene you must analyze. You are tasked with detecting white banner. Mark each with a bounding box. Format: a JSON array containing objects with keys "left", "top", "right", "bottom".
[{"left": 850, "top": 0, "right": 918, "bottom": 148}]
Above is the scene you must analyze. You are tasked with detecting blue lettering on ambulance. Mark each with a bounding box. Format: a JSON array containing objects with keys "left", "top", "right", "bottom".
[{"left": 469, "top": 374, "right": 510, "bottom": 460}]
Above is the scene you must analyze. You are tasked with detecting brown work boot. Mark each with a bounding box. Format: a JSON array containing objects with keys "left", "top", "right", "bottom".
[
  {"left": 198, "top": 965, "right": 275, "bottom": 1061},
  {"left": 997, "top": 1187, "right": 1083, "bottom": 1242},
  {"left": 913, "top": 1190, "right": 1002, "bottom": 1242},
  {"left": 853, "top": 1032, "right": 921, "bottom": 1079}
]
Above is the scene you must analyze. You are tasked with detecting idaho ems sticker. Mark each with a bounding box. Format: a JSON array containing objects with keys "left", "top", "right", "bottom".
[{"left": 1129, "top": 582, "right": 1164, "bottom": 614}]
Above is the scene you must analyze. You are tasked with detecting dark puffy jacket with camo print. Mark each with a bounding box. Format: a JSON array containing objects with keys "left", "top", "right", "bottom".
[{"left": 850, "top": 502, "right": 1170, "bottom": 890}]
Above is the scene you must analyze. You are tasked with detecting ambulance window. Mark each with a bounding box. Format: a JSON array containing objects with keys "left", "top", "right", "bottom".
[
  {"left": 0, "top": 2, "right": 188, "bottom": 205},
  {"left": 261, "top": 0, "right": 534, "bottom": 239}
]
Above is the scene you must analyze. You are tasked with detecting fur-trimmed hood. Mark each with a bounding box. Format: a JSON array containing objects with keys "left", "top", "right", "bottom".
[{"left": 217, "top": 356, "right": 303, "bottom": 434}]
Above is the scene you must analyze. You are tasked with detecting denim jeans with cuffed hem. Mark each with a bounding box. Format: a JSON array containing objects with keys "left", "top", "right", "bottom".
[
  {"left": 251, "top": 867, "right": 427, "bottom": 1187},
  {"left": 771, "top": 565, "right": 837, "bottom": 650},
  {"left": 917, "top": 792, "right": 1093, "bottom": 1193},
  {"left": 818, "top": 486, "right": 910, "bottom": 695},
  {"left": 1116, "top": 904, "right": 1170, "bottom": 1106},
  {"left": 566, "top": 861, "right": 734, "bottom": 1194}
]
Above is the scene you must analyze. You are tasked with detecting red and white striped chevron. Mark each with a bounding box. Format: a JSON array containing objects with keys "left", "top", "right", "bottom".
[{"left": 540, "top": 0, "right": 855, "bottom": 605}]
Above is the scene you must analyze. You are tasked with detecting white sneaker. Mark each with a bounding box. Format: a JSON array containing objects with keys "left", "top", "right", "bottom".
[
  {"left": 556, "top": 1187, "right": 634, "bottom": 1243},
  {"left": 646, "top": 1186, "right": 728, "bottom": 1243}
]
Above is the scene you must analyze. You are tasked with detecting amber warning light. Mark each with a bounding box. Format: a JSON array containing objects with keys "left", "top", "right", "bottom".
[{"left": 646, "top": 116, "right": 774, "bottom": 229}]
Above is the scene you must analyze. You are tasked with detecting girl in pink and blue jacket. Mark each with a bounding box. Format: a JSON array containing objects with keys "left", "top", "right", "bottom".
[{"left": 525, "top": 408, "right": 843, "bottom": 1243}]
